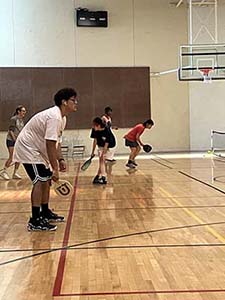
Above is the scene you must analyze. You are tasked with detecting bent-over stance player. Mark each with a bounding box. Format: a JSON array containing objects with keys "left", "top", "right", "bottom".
[
  {"left": 13, "top": 88, "right": 78, "bottom": 231},
  {"left": 124, "top": 119, "right": 154, "bottom": 168}
]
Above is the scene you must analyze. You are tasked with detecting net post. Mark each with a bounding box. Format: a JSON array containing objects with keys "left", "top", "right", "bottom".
[{"left": 210, "top": 130, "right": 214, "bottom": 152}]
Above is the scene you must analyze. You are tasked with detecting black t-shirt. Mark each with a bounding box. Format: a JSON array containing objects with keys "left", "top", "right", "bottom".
[{"left": 91, "top": 127, "right": 116, "bottom": 148}]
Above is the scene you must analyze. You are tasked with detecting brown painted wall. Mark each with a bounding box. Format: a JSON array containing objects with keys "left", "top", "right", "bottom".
[{"left": 0, "top": 67, "right": 150, "bottom": 130}]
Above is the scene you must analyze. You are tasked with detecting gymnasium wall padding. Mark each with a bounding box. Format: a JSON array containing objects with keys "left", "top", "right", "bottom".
[{"left": 0, "top": 67, "right": 151, "bottom": 130}]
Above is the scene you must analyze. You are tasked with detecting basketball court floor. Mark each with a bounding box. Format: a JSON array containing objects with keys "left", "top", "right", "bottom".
[{"left": 1, "top": 154, "right": 225, "bottom": 300}]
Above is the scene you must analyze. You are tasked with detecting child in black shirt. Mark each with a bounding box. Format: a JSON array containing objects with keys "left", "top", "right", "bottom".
[{"left": 91, "top": 117, "right": 116, "bottom": 184}]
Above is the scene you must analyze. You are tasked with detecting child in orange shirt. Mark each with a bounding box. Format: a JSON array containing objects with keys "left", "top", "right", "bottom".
[{"left": 124, "top": 119, "right": 154, "bottom": 168}]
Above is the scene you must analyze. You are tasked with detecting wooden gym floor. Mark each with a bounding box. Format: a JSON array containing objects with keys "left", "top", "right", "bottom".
[{"left": 1, "top": 154, "right": 225, "bottom": 300}]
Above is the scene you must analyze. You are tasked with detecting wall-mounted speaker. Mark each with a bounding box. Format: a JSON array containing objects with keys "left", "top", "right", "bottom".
[{"left": 76, "top": 8, "right": 108, "bottom": 28}]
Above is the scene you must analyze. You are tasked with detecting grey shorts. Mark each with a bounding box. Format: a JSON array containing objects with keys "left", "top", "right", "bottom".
[{"left": 125, "top": 139, "right": 139, "bottom": 148}]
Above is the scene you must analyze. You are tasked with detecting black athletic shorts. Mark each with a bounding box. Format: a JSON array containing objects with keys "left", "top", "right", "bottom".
[
  {"left": 6, "top": 139, "right": 15, "bottom": 147},
  {"left": 23, "top": 164, "right": 52, "bottom": 185},
  {"left": 125, "top": 139, "right": 139, "bottom": 148}
]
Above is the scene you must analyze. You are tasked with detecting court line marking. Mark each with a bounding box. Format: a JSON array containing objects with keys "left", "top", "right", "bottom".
[
  {"left": 1, "top": 221, "right": 225, "bottom": 267},
  {"left": 152, "top": 154, "right": 175, "bottom": 164},
  {"left": 179, "top": 171, "right": 225, "bottom": 195},
  {"left": 151, "top": 159, "right": 173, "bottom": 169},
  {"left": 77, "top": 180, "right": 193, "bottom": 186},
  {"left": 160, "top": 187, "right": 225, "bottom": 243},
  {"left": 138, "top": 166, "right": 225, "bottom": 244},
  {"left": 0, "top": 210, "right": 70, "bottom": 214},
  {"left": 0, "top": 200, "right": 73, "bottom": 204},
  {"left": 2, "top": 242, "right": 225, "bottom": 253},
  {"left": 53, "top": 164, "right": 80, "bottom": 297},
  {"left": 53, "top": 289, "right": 225, "bottom": 297},
  {"left": 3, "top": 204, "right": 225, "bottom": 214},
  {"left": 162, "top": 157, "right": 225, "bottom": 194},
  {"left": 148, "top": 158, "right": 225, "bottom": 196},
  {"left": 1, "top": 194, "right": 225, "bottom": 204},
  {"left": 75, "top": 195, "right": 225, "bottom": 201}
]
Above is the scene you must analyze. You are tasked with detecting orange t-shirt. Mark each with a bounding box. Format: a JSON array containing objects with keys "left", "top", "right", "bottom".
[{"left": 125, "top": 124, "right": 145, "bottom": 142}]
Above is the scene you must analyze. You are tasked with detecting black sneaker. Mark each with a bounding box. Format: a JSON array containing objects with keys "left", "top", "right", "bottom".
[
  {"left": 106, "top": 159, "right": 116, "bottom": 163},
  {"left": 132, "top": 161, "right": 138, "bottom": 166},
  {"left": 126, "top": 162, "right": 135, "bottom": 169},
  {"left": 27, "top": 217, "right": 57, "bottom": 232},
  {"left": 41, "top": 209, "right": 65, "bottom": 222},
  {"left": 93, "top": 175, "right": 100, "bottom": 184},
  {"left": 98, "top": 176, "right": 107, "bottom": 184}
]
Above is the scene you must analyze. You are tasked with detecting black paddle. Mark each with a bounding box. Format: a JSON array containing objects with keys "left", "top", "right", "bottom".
[{"left": 143, "top": 144, "right": 152, "bottom": 153}]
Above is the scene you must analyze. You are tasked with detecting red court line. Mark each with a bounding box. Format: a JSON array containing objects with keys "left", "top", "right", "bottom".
[
  {"left": 55, "top": 288, "right": 225, "bottom": 297},
  {"left": 52, "top": 165, "right": 80, "bottom": 297}
]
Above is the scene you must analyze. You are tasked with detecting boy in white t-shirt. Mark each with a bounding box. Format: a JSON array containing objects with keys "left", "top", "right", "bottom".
[
  {"left": 101, "top": 107, "right": 118, "bottom": 162},
  {"left": 13, "top": 88, "right": 78, "bottom": 231}
]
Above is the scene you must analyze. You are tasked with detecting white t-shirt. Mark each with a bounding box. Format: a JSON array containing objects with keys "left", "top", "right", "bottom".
[
  {"left": 102, "top": 115, "right": 112, "bottom": 129},
  {"left": 13, "top": 106, "right": 66, "bottom": 167}
]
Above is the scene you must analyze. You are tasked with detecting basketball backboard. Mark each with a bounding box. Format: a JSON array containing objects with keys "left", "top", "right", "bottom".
[{"left": 178, "top": 44, "right": 225, "bottom": 82}]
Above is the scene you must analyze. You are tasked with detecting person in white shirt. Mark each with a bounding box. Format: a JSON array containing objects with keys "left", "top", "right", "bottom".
[
  {"left": 101, "top": 107, "right": 118, "bottom": 162},
  {"left": 13, "top": 88, "right": 78, "bottom": 231}
]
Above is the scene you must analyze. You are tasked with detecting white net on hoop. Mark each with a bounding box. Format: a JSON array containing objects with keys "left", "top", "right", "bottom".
[{"left": 199, "top": 68, "right": 214, "bottom": 83}]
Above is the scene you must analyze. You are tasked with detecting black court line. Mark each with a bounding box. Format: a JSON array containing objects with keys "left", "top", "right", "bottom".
[
  {"left": 214, "top": 158, "right": 225, "bottom": 164},
  {"left": 0, "top": 209, "right": 70, "bottom": 214},
  {"left": 0, "top": 200, "right": 71, "bottom": 204},
  {"left": 62, "top": 243, "right": 225, "bottom": 250},
  {"left": 1, "top": 221, "right": 225, "bottom": 267},
  {"left": 3, "top": 204, "right": 225, "bottom": 215},
  {"left": 75, "top": 195, "right": 225, "bottom": 202},
  {"left": 179, "top": 171, "right": 225, "bottom": 195},
  {"left": 153, "top": 154, "right": 175, "bottom": 165},
  {"left": 1, "top": 195, "right": 225, "bottom": 205},
  {"left": 149, "top": 158, "right": 225, "bottom": 197},
  {"left": 2, "top": 242, "right": 225, "bottom": 253},
  {"left": 77, "top": 180, "right": 193, "bottom": 187},
  {"left": 151, "top": 159, "right": 173, "bottom": 169}
]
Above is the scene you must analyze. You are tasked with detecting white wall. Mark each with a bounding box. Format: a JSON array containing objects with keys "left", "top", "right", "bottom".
[
  {"left": 189, "top": 1, "right": 225, "bottom": 150},
  {"left": 190, "top": 82, "right": 225, "bottom": 150},
  {"left": 0, "top": 0, "right": 189, "bottom": 158}
]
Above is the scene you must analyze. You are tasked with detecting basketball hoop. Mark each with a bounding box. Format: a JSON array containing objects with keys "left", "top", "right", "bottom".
[{"left": 198, "top": 68, "right": 214, "bottom": 83}]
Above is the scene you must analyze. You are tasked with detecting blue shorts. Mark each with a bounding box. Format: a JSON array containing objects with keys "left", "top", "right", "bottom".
[{"left": 6, "top": 139, "right": 15, "bottom": 148}]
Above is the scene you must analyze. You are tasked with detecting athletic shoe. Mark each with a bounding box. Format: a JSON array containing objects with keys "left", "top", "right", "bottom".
[
  {"left": 98, "top": 176, "right": 107, "bottom": 184},
  {"left": 41, "top": 209, "right": 65, "bottom": 222},
  {"left": 93, "top": 175, "right": 100, "bottom": 184},
  {"left": 106, "top": 159, "right": 116, "bottom": 163},
  {"left": 0, "top": 170, "right": 10, "bottom": 180},
  {"left": 132, "top": 161, "right": 138, "bottom": 166},
  {"left": 126, "top": 162, "right": 136, "bottom": 169},
  {"left": 27, "top": 217, "right": 57, "bottom": 231},
  {"left": 12, "top": 172, "right": 22, "bottom": 180}
]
